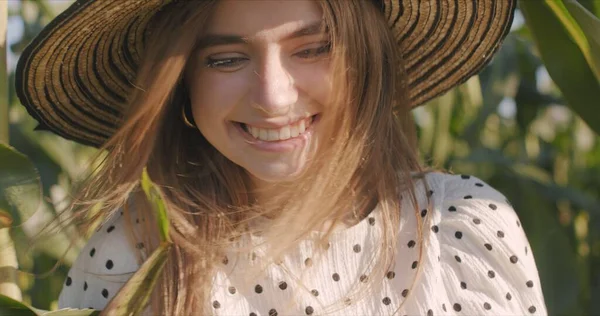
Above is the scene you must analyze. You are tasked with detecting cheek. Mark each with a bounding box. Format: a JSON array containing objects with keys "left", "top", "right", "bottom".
[
  {"left": 189, "top": 72, "right": 249, "bottom": 127},
  {"left": 296, "top": 64, "right": 333, "bottom": 106}
]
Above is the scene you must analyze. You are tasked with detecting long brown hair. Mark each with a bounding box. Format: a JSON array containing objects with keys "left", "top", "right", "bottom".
[{"left": 68, "top": 0, "right": 436, "bottom": 314}]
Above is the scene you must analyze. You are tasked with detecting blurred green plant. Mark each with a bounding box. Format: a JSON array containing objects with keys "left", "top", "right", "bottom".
[{"left": 1, "top": 0, "right": 599, "bottom": 315}]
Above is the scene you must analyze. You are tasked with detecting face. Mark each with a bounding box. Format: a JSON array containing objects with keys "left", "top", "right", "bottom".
[{"left": 185, "top": 0, "right": 332, "bottom": 185}]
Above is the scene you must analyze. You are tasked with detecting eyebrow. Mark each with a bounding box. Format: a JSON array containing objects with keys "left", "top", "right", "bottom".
[{"left": 195, "top": 21, "right": 327, "bottom": 51}]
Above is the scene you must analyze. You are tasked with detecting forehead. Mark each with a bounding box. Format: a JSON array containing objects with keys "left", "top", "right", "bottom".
[{"left": 206, "top": 0, "right": 323, "bottom": 38}]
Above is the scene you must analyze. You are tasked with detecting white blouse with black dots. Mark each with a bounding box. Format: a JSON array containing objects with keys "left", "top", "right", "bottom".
[{"left": 58, "top": 172, "right": 548, "bottom": 315}]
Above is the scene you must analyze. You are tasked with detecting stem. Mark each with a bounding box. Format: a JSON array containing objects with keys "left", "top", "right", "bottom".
[{"left": 0, "top": 0, "right": 23, "bottom": 301}]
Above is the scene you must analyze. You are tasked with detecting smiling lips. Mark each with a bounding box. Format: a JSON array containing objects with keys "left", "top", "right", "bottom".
[{"left": 241, "top": 116, "right": 315, "bottom": 141}]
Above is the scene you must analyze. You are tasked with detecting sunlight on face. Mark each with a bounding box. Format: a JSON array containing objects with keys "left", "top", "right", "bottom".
[{"left": 185, "top": 0, "right": 333, "bottom": 185}]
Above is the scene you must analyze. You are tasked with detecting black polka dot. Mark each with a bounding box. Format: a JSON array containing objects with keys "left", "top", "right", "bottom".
[
  {"left": 453, "top": 303, "right": 461, "bottom": 312},
  {"left": 431, "top": 225, "right": 439, "bottom": 233},
  {"left": 448, "top": 206, "right": 457, "bottom": 212},
  {"left": 411, "top": 261, "right": 418, "bottom": 269},
  {"left": 442, "top": 304, "right": 447, "bottom": 312},
  {"left": 473, "top": 218, "right": 481, "bottom": 224},
  {"left": 427, "top": 190, "right": 434, "bottom": 197},
  {"left": 506, "top": 292, "right": 512, "bottom": 300},
  {"left": 455, "top": 231, "right": 463, "bottom": 239},
  {"left": 255, "top": 284, "right": 263, "bottom": 293},
  {"left": 484, "top": 243, "right": 493, "bottom": 251},
  {"left": 484, "top": 302, "right": 491, "bottom": 310},
  {"left": 455, "top": 255, "right": 462, "bottom": 263},
  {"left": 386, "top": 271, "right": 395, "bottom": 279},
  {"left": 305, "top": 306, "right": 314, "bottom": 315},
  {"left": 105, "top": 260, "right": 114, "bottom": 270},
  {"left": 460, "top": 281, "right": 467, "bottom": 289},
  {"left": 212, "top": 301, "right": 220, "bottom": 309},
  {"left": 228, "top": 286, "right": 236, "bottom": 294},
  {"left": 84, "top": 281, "right": 88, "bottom": 291},
  {"left": 497, "top": 231, "right": 505, "bottom": 238},
  {"left": 89, "top": 248, "right": 95, "bottom": 257},
  {"left": 382, "top": 297, "right": 391, "bottom": 305},
  {"left": 269, "top": 309, "right": 277, "bottom": 316},
  {"left": 332, "top": 273, "right": 340, "bottom": 281},
  {"left": 278, "top": 281, "right": 287, "bottom": 290},
  {"left": 65, "top": 276, "right": 72, "bottom": 286},
  {"left": 464, "top": 195, "right": 472, "bottom": 199},
  {"left": 344, "top": 298, "right": 352, "bottom": 306},
  {"left": 102, "top": 289, "right": 109, "bottom": 298},
  {"left": 305, "top": 258, "right": 313, "bottom": 267},
  {"left": 250, "top": 313, "right": 257, "bottom": 316},
  {"left": 353, "top": 244, "right": 361, "bottom": 253},
  {"left": 489, "top": 204, "right": 497, "bottom": 210},
  {"left": 311, "top": 289, "right": 319, "bottom": 296},
  {"left": 529, "top": 306, "right": 536, "bottom": 313},
  {"left": 106, "top": 225, "right": 115, "bottom": 233},
  {"left": 488, "top": 270, "right": 495, "bottom": 278},
  {"left": 526, "top": 280, "right": 534, "bottom": 288},
  {"left": 427, "top": 309, "right": 433, "bottom": 316},
  {"left": 475, "top": 183, "right": 484, "bottom": 187},
  {"left": 368, "top": 217, "right": 375, "bottom": 226},
  {"left": 135, "top": 243, "right": 144, "bottom": 249},
  {"left": 360, "top": 275, "right": 368, "bottom": 282},
  {"left": 222, "top": 256, "right": 229, "bottom": 265},
  {"left": 401, "top": 289, "right": 409, "bottom": 297},
  {"left": 461, "top": 175, "right": 471, "bottom": 179},
  {"left": 421, "top": 209, "right": 427, "bottom": 217},
  {"left": 407, "top": 240, "right": 416, "bottom": 248},
  {"left": 510, "top": 255, "right": 519, "bottom": 263}
]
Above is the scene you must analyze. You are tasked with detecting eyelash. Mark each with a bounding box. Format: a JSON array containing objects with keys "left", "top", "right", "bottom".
[{"left": 204, "top": 42, "right": 331, "bottom": 69}]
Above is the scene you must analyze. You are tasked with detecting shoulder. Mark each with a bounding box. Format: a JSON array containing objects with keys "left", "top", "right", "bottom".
[
  {"left": 58, "top": 210, "right": 145, "bottom": 310},
  {"left": 422, "top": 172, "right": 547, "bottom": 315}
]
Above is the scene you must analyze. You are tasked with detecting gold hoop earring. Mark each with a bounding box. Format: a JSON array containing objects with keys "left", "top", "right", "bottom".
[{"left": 181, "top": 103, "right": 196, "bottom": 128}]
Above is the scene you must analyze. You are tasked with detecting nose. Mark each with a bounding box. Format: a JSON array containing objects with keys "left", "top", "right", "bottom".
[{"left": 251, "top": 50, "right": 297, "bottom": 116}]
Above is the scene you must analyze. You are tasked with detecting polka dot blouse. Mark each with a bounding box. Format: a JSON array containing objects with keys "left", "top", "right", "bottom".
[{"left": 59, "top": 173, "right": 547, "bottom": 315}]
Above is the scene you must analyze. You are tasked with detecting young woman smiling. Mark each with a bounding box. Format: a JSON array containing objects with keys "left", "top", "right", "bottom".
[{"left": 16, "top": 0, "right": 547, "bottom": 315}]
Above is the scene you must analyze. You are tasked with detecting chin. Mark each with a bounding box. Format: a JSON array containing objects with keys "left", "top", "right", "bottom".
[{"left": 246, "top": 164, "right": 308, "bottom": 184}]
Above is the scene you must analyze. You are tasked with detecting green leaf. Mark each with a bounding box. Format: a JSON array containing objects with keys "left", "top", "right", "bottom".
[
  {"left": 0, "top": 143, "right": 42, "bottom": 227},
  {"left": 564, "top": 0, "right": 600, "bottom": 78},
  {"left": 0, "top": 294, "right": 36, "bottom": 316},
  {"left": 521, "top": 1, "right": 600, "bottom": 135},
  {"left": 140, "top": 169, "right": 170, "bottom": 243},
  {"left": 103, "top": 242, "right": 171, "bottom": 316}
]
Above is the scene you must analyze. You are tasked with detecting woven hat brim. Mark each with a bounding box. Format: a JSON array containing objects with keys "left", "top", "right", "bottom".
[{"left": 15, "top": 0, "right": 516, "bottom": 148}]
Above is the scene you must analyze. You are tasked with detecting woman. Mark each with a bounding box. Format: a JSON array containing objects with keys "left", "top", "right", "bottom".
[{"left": 16, "top": 0, "right": 547, "bottom": 315}]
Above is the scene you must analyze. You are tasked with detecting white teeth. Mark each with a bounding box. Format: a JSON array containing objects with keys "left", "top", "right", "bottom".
[
  {"left": 250, "top": 126, "right": 259, "bottom": 138},
  {"left": 243, "top": 117, "right": 313, "bottom": 142},
  {"left": 290, "top": 125, "right": 299, "bottom": 138},
  {"left": 279, "top": 126, "right": 291, "bottom": 140},
  {"left": 267, "top": 130, "right": 278, "bottom": 141},
  {"left": 259, "top": 128, "right": 268, "bottom": 140}
]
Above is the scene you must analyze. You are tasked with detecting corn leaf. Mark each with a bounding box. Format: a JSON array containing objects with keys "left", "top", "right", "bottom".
[
  {"left": 0, "top": 143, "right": 42, "bottom": 228},
  {"left": 521, "top": 0, "right": 600, "bottom": 135},
  {"left": 140, "top": 168, "right": 170, "bottom": 243},
  {"left": 103, "top": 242, "right": 171, "bottom": 316}
]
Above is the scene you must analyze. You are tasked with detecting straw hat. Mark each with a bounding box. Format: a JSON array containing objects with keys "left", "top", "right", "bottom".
[{"left": 15, "top": 0, "right": 516, "bottom": 148}]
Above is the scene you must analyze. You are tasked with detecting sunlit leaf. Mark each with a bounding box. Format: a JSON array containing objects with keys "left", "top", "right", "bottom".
[
  {"left": 103, "top": 242, "right": 171, "bottom": 316},
  {"left": 0, "top": 143, "right": 42, "bottom": 226},
  {"left": 521, "top": 1, "right": 600, "bottom": 135},
  {"left": 141, "top": 169, "right": 170, "bottom": 243}
]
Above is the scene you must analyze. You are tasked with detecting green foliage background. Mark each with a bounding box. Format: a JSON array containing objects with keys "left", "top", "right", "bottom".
[{"left": 2, "top": 0, "right": 600, "bottom": 315}]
